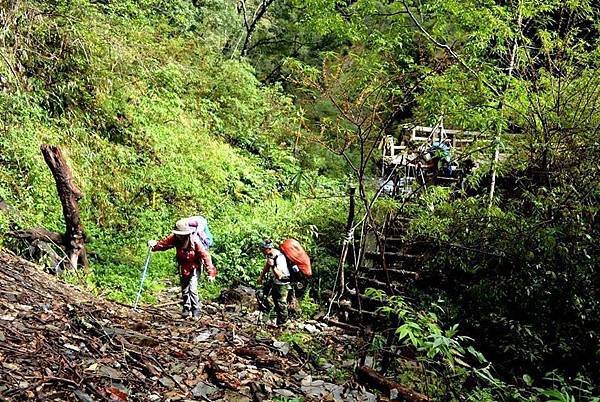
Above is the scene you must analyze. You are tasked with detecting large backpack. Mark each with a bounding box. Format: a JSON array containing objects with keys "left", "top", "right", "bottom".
[
  {"left": 280, "top": 238, "right": 312, "bottom": 282},
  {"left": 179, "top": 216, "right": 213, "bottom": 249}
]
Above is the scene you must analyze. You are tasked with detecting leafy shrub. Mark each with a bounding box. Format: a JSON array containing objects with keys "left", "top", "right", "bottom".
[{"left": 0, "top": 0, "right": 346, "bottom": 308}]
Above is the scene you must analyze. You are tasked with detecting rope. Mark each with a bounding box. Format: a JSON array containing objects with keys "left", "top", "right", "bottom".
[
  {"left": 325, "top": 229, "right": 354, "bottom": 318},
  {"left": 325, "top": 225, "right": 359, "bottom": 318}
]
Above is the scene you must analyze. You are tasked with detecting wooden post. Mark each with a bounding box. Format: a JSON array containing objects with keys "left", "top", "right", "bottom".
[{"left": 40, "top": 144, "right": 87, "bottom": 269}]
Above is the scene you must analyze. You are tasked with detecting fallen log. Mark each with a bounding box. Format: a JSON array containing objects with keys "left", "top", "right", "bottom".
[
  {"left": 7, "top": 228, "right": 66, "bottom": 273},
  {"left": 7, "top": 227, "right": 64, "bottom": 245},
  {"left": 322, "top": 318, "right": 362, "bottom": 334},
  {"left": 356, "top": 365, "right": 431, "bottom": 402},
  {"left": 154, "top": 300, "right": 181, "bottom": 308}
]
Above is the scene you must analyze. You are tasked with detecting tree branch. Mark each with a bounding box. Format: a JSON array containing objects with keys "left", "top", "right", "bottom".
[{"left": 401, "top": 0, "right": 501, "bottom": 97}]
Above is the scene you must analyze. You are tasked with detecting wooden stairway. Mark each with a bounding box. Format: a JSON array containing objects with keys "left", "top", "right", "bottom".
[{"left": 335, "top": 214, "right": 431, "bottom": 324}]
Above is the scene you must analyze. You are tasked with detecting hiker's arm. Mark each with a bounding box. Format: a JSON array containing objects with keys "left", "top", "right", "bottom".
[
  {"left": 151, "top": 235, "right": 176, "bottom": 252},
  {"left": 257, "top": 264, "right": 269, "bottom": 284},
  {"left": 195, "top": 242, "right": 216, "bottom": 278},
  {"left": 272, "top": 255, "right": 288, "bottom": 280}
]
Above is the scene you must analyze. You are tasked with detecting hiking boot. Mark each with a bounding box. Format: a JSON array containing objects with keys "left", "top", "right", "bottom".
[
  {"left": 181, "top": 311, "right": 192, "bottom": 319},
  {"left": 191, "top": 311, "right": 200, "bottom": 320},
  {"left": 280, "top": 320, "right": 294, "bottom": 329},
  {"left": 264, "top": 319, "right": 278, "bottom": 329}
]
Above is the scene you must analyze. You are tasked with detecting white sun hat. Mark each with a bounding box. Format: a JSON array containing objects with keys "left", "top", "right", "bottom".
[{"left": 172, "top": 219, "right": 193, "bottom": 236}]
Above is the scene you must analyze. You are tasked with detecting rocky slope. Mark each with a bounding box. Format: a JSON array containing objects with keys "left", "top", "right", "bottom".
[{"left": 0, "top": 252, "right": 378, "bottom": 401}]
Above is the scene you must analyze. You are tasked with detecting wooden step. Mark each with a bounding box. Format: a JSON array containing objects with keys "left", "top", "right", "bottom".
[
  {"left": 435, "top": 176, "right": 459, "bottom": 182},
  {"left": 383, "top": 228, "right": 409, "bottom": 236},
  {"left": 366, "top": 268, "right": 420, "bottom": 280},
  {"left": 337, "top": 302, "right": 388, "bottom": 320},
  {"left": 356, "top": 276, "right": 403, "bottom": 292},
  {"left": 363, "top": 251, "right": 423, "bottom": 261}
]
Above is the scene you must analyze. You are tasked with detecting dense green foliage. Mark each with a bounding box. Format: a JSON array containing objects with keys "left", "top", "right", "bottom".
[
  {"left": 253, "top": 0, "right": 598, "bottom": 398},
  {"left": 0, "top": 0, "right": 346, "bottom": 302},
  {"left": 0, "top": 0, "right": 598, "bottom": 399}
]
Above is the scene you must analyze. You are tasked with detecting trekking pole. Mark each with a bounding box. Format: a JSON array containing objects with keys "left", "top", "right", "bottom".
[
  {"left": 255, "top": 278, "right": 274, "bottom": 326},
  {"left": 260, "top": 280, "right": 275, "bottom": 326},
  {"left": 133, "top": 246, "right": 153, "bottom": 310}
]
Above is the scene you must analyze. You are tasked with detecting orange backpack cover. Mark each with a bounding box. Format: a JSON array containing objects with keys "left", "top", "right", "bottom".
[{"left": 280, "top": 239, "right": 312, "bottom": 278}]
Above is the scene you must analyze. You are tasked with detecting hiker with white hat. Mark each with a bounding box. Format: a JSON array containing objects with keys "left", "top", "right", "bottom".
[{"left": 148, "top": 218, "right": 217, "bottom": 319}]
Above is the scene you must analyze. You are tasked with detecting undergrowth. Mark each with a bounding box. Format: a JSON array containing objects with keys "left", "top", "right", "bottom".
[{"left": 0, "top": 0, "right": 346, "bottom": 303}]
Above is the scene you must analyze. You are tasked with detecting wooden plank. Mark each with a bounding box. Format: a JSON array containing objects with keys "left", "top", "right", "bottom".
[
  {"left": 407, "top": 125, "right": 481, "bottom": 136},
  {"left": 367, "top": 268, "right": 420, "bottom": 279},
  {"left": 435, "top": 176, "right": 459, "bottom": 182},
  {"left": 339, "top": 304, "right": 387, "bottom": 320},
  {"left": 363, "top": 251, "right": 422, "bottom": 260},
  {"left": 382, "top": 237, "right": 404, "bottom": 242},
  {"left": 357, "top": 276, "right": 402, "bottom": 291}
]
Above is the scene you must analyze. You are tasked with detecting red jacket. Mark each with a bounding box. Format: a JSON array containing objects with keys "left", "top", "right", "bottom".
[{"left": 152, "top": 235, "right": 216, "bottom": 278}]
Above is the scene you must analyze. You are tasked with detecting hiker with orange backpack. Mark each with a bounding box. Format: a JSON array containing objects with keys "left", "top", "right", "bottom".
[
  {"left": 258, "top": 239, "right": 291, "bottom": 326},
  {"left": 257, "top": 238, "right": 312, "bottom": 327},
  {"left": 148, "top": 217, "right": 217, "bottom": 320}
]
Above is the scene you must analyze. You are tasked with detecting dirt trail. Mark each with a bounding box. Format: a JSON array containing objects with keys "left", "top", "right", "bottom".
[{"left": 0, "top": 252, "right": 376, "bottom": 401}]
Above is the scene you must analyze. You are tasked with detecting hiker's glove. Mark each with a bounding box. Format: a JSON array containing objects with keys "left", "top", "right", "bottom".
[{"left": 147, "top": 240, "right": 157, "bottom": 248}]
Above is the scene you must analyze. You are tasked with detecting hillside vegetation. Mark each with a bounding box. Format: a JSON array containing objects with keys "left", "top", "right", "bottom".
[{"left": 0, "top": 0, "right": 344, "bottom": 301}]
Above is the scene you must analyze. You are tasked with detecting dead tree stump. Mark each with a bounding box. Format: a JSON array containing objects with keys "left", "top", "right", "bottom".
[{"left": 40, "top": 144, "right": 87, "bottom": 269}]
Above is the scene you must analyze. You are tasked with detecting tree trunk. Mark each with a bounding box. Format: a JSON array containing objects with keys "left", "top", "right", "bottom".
[
  {"left": 240, "top": 0, "right": 275, "bottom": 57},
  {"left": 337, "top": 185, "right": 356, "bottom": 292},
  {"left": 489, "top": 4, "right": 522, "bottom": 209},
  {"left": 40, "top": 144, "right": 87, "bottom": 269}
]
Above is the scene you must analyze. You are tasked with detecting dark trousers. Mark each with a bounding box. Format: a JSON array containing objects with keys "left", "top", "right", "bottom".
[
  {"left": 258, "top": 280, "right": 290, "bottom": 325},
  {"left": 180, "top": 270, "right": 200, "bottom": 315}
]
